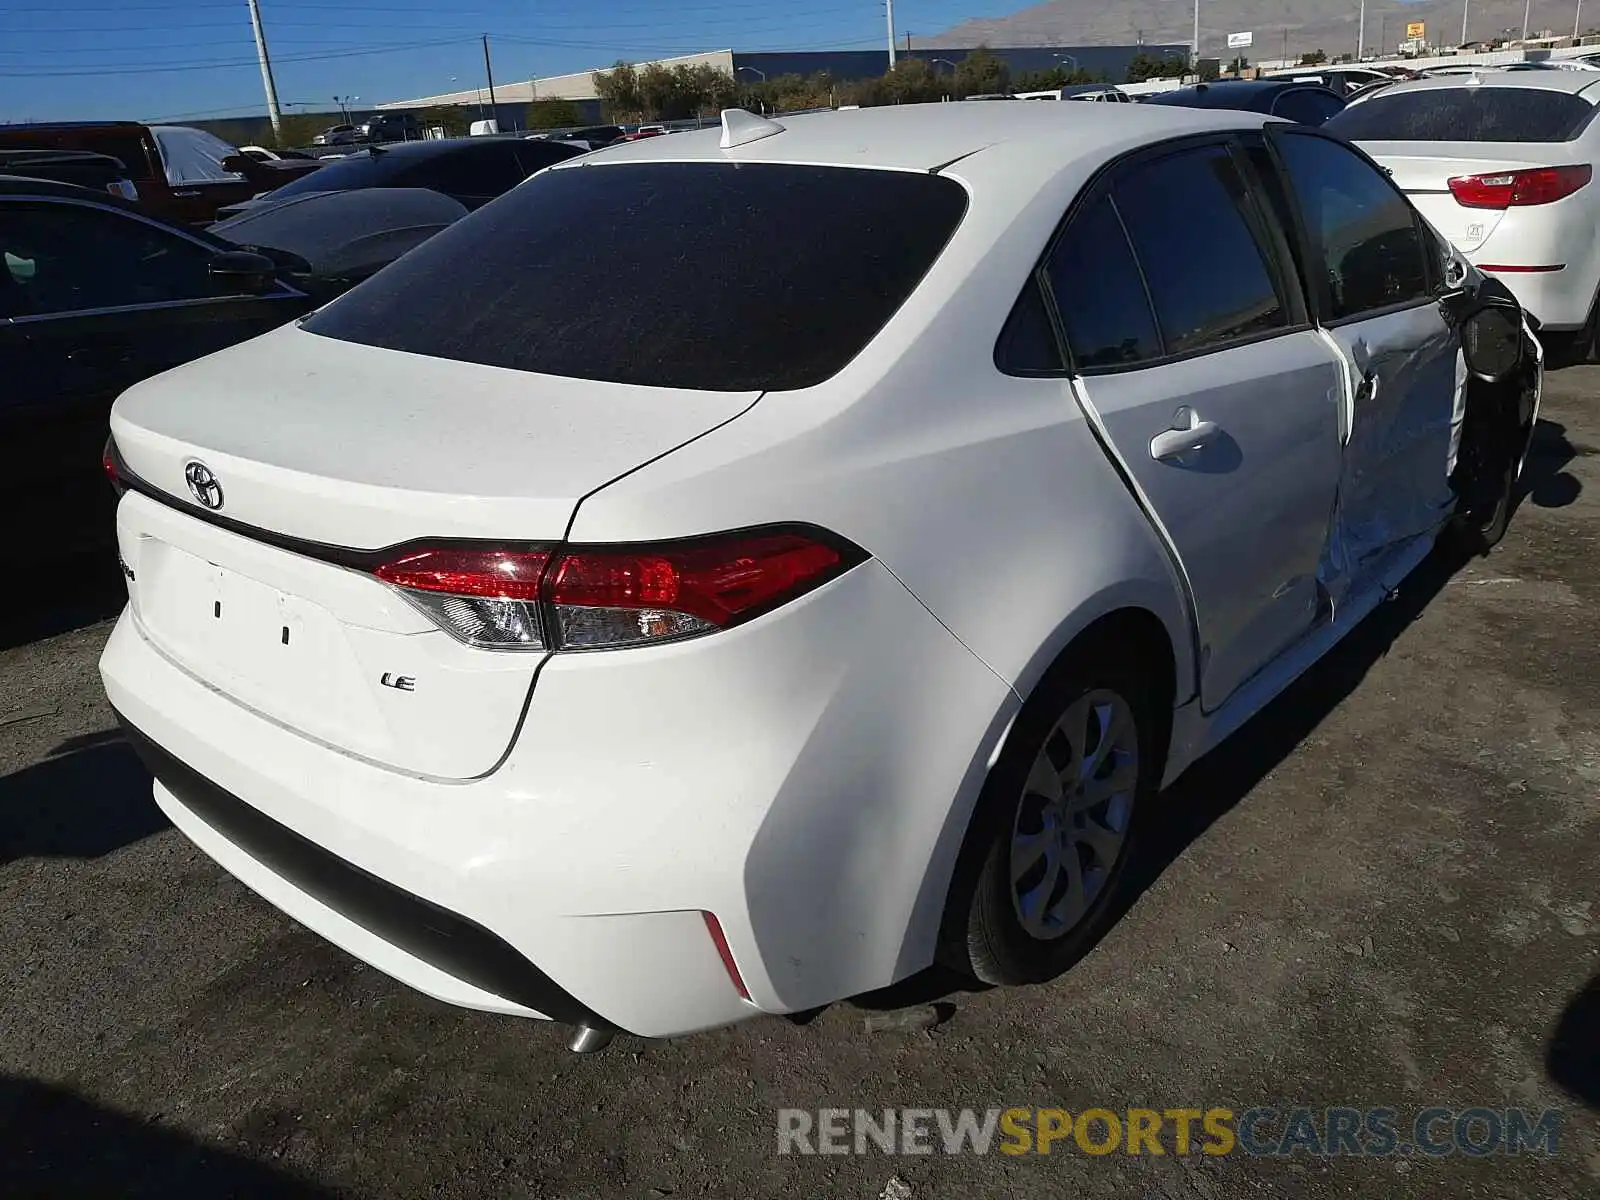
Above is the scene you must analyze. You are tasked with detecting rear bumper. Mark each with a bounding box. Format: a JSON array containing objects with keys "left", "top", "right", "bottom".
[
  {"left": 100, "top": 553, "right": 1016, "bottom": 1037},
  {"left": 1473, "top": 263, "right": 1593, "bottom": 331}
]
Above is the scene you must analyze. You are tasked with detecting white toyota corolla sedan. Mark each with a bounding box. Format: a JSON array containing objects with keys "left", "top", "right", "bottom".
[
  {"left": 1328, "top": 70, "right": 1600, "bottom": 359},
  {"left": 100, "top": 102, "right": 1540, "bottom": 1051}
]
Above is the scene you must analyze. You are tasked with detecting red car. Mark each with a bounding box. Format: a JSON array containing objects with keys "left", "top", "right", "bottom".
[{"left": 0, "top": 121, "right": 323, "bottom": 224}]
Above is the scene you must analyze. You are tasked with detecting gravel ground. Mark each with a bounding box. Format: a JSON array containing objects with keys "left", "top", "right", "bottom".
[{"left": 2, "top": 368, "right": 1598, "bottom": 1199}]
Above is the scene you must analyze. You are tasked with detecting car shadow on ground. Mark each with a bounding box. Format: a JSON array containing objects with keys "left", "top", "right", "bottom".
[
  {"left": 1547, "top": 973, "right": 1600, "bottom": 1111},
  {"left": 0, "top": 1074, "right": 331, "bottom": 1196},
  {"left": 0, "top": 729, "right": 165, "bottom": 865},
  {"left": 1517, "top": 417, "right": 1588, "bottom": 513},
  {"left": 856, "top": 543, "right": 1473, "bottom": 1018}
]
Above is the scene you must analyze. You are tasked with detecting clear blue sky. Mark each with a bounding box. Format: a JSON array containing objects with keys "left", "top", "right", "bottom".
[{"left": 0, "top": 0, "right": 1021, "bottom": 123}]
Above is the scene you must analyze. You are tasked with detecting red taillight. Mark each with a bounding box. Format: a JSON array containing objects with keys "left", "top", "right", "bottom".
[
  {"left": 701, "top": 911, "right": 751, "bottom": 1001},
  {"left": 371, "top": 528, "right": 859, "bottom": 652},
  {"left": 549, "top": 533, "right": 844, "bottom": 628},
  {"left": 374, "top": 548, "right": 550, "bottom": 601},
  {"left": 1447, "top": 164, "right": 1592, "bottom": 209},
  {"left": 102, "top": 436, "right": 124, "bottom": 495}
]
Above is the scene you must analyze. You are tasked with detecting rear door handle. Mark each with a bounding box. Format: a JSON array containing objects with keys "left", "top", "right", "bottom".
[{"left": 1150, "top": 418, "right": 1221, "bottom": 462}]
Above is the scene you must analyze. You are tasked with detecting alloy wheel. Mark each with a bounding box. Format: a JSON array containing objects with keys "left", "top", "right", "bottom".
[{"left": 1008, "top": 688, "right": 1139, "bottom": 940}]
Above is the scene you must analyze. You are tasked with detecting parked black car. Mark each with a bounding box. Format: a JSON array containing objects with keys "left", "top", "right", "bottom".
[
  {"left": 1142, "top": 79, "right": 1347, "bottom": 126},
  {"left": 214, "top": 136, "right": 585, "bottom": 219},
  {"left": 2, "top": 176, "right": 471, "bottom": 565}
]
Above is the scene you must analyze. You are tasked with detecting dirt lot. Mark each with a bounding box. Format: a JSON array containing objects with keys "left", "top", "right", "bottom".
[{"left": 2, "top": 369, "right": 1598, "bottom": 1199}]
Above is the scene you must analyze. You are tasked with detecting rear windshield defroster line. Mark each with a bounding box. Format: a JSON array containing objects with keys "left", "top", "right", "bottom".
[{"left": 302, "top": 161, "right": 970, "bottom": 393}]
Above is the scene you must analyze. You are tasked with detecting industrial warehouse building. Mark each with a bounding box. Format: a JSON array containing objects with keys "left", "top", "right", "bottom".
[{"left": 374, "top": 44, "right": 1186, "bottom": 122}]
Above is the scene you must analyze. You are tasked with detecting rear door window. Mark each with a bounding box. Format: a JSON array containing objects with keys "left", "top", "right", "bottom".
[
  {"left": 304, "top": 162, "right": 968, "bottom": 392},
  {"left": 1044, "top": 194, "right": 1161, "bottom": 369},
  {"left": 1326, "top": 87, "right": 1597, "bottom": 141},
  {"left": 1110, "top": 144, "right": 1289, "bottom": 356},
  {"left": 1273, "top": 131, "right": 1430, "bottom": 320}
]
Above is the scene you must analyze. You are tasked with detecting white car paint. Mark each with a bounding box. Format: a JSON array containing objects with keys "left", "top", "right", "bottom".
[
  {"left": 1338, "top": 71, "right": 1600, "bottom": 332},
  {"left": 100, "top": 102, "right": 1527, "bottom": 1040}
]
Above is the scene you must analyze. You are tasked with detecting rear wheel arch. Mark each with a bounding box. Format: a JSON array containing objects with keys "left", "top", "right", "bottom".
[
  {"left": 931, "top": 605, "right": 1177, "bottom": 977},
  {"left": 1013, "top": 606, "right": 1178, "bottom": 778}
]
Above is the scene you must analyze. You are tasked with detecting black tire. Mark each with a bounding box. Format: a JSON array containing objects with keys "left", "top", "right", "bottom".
[
  {"left": 938, "top": 643, "right": 1163, "bottom": 987},
  {"left": 1445, "top": 450, "right": 1517, "bottom": 556}
]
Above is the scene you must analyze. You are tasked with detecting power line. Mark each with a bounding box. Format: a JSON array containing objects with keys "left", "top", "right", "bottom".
[{"left": 0, "top": 35, "right": 474, "bottom": 76}]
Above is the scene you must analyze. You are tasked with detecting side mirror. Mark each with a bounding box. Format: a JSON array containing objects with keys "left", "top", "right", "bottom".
[
  {"left": 208, "top": 249, "right": 278, "bottom": 296},
  {"left": 220, "top": 153, "right": 256, "bottom": 176},
  {"left": 1460, "top": 306, "right": 1524, "bottom": 382}
]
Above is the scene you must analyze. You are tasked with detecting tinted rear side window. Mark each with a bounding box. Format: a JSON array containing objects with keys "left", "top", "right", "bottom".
[
  {"left": 1112, "top": 145, "right": 1287, "bottom": 356},
  {"left": 1045, "top": 195, "right": 1160, "bottom": 369},
  {"left": 304, "top": 162, "right": 968, "bottom": 392},
  {"left": 1326, "top": 87, "right": 1597, "bottom": 141}
]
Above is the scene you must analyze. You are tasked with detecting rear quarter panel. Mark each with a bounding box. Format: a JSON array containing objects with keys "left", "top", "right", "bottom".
[{"left": 564, "top": 142, "right": 1198, "bottom": 712}]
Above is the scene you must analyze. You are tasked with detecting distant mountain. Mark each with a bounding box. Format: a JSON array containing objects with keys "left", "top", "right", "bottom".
[{"left": 927, "top": 0, "right": 1594, "bottom": 63}]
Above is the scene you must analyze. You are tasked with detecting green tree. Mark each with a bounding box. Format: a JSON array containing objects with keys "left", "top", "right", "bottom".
[
  {"left": 273, "top": 113, "right": 323, "bottom": 148},
  {"left": 1014, "top": 66, "right": 1103, "bottom": 90},
  {"left": 1299, "top": 49, "right": 1329, "bottom": 65},
  {"left": 526, "top": 98, "right": 583, "bottom": 130},
  {"left": 1126, "top": 50, "right": 1186, "bottom": 83},
  {"left": 953, "top": 45, "right": 1010, "bottom": 97},
  {"left": 592, "top": 61, "right": 643, "bottom": 121}
]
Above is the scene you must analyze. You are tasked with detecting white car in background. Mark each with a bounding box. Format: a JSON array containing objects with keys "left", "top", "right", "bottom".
[
  {"left": 1329, "top": 71, "right": 1600, "bottom": 358},
  {"left": 100, "top": 103, "right": 1538, "bottom": 1050}
]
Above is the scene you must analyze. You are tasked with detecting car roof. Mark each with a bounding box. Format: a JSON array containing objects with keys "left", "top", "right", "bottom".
[
  {"left": 1146, "top": 79, "right": 1337, "bottom": 107},
  {"left": 1370, "top": 70, "right": 1600, "bottom": 98},
  {"left": 563, "top": 101, "right": 1277, "bottom": 175}
]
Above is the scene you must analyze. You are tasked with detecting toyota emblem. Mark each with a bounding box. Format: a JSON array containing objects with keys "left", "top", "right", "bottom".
[{"left": 184, "top": 460, "right": 224, "bottom": 510}]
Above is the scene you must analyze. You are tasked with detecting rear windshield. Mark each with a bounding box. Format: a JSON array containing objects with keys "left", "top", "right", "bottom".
[
  {"left": 303, "top": 162, "right": 969, "bottom": 392},
  {"left": 268, "top": 152, "right": 403, "bottom": 199},
  {"left": 1326, "top": 86, "right": 1598, "bottom": 142}
]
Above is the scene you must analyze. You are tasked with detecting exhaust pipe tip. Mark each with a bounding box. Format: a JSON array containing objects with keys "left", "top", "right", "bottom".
[{"left": 567, "top": 1024, "right": 616, "bottom": 1054}]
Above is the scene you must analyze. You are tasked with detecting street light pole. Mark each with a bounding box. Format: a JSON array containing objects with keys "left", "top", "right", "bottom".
[
  {"left": 1523, "top": 0, "right": 1532, "bottom": 39},
  {"left": 1462, "top": 0, "right": 1471, "bottom": 44},
  {"left": 1578, "top": 0, "right": 1585, "bottom": 40},
  {"left": 886, "top": 0, "right": 897, "bottom": 69},
  {"left": 1192, "top": 0, "right": 1200, "bottom": 73},
  {"left": 245, "top": 0, "right": 283, "bottom": 143},
  {"left": 1358, "top": 0, "right": 1367, "bottom": 60}
]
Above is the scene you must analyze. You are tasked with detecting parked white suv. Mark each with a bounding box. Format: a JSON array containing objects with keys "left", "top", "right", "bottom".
[{"left": 101, "top": 104, "right": 1539, "bottom": 1050}]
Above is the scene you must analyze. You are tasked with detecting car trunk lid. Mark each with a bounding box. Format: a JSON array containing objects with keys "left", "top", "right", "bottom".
[{"left": 111, "top": 322, "right": 758, "bottom": 778}]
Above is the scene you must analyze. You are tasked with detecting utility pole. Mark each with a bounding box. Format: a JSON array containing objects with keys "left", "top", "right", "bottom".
[
  {"left": 886, "top": 0, "right": 897, "bottom": 69},
  {"left": 905, "top": 31, "right": 912, "bottom": 55},
  {"left": 1282, "top": 28, "right": 1288, "bottom": 64},
  {"left": 1379, "top": 13, "right": 1386, "bottom": 54},
  {"left": 1358, "top": 0, "right": 1366, "bottom": 60},
  {"left": 1523, "top": 0, "right": 1532, "bottom": 39},
  {"left": 1462, "top": 0, "right": 1471, "bottom": 44},
  {"left": 1192, "top": 0, "right": 1200, "bottom": 72},
  {"left": 1577, "top": 0, "right": 1585, "bottom": 40},
  {"left": 482, "top": 33, "right": 499, "bottom": 119},
  {"left": 245, "top": 0, "right": 282, "bottom": 143}
]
